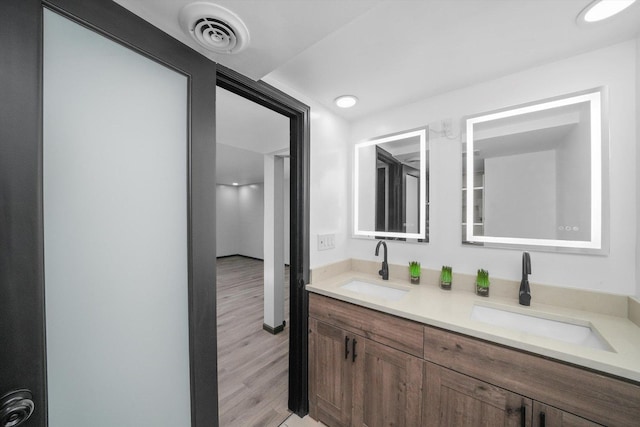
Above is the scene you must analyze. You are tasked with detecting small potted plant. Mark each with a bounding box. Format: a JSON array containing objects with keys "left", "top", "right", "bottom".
[
  {"left": 476, "top": 269, "right": 489, "bottom": 297},
  {"left": 409, "top": 261, "right": 421, "bottom": 284},
  {"left": 440, "top": 266, "right": 452, "bottom": 290}
]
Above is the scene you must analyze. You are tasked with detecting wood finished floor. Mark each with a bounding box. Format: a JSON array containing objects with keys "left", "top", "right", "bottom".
[{"left": 217, "top": 256, "right": 291, "bottom": 426}]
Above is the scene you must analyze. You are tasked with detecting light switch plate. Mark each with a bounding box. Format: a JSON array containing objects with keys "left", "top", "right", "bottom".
[{"left": 317, "top": 233, "right": 335, "bottom": 251}]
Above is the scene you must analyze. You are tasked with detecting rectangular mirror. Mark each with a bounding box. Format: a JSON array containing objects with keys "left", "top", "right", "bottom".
[
  {"left": 462, "top": 88, "right": 607, "bottom": 253},
  {"left": 354, "top": 127, "right": 428, "bottom": 240}
]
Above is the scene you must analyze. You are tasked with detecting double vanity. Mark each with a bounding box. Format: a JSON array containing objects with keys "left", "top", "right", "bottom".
[
  {"left": 316, "top": 85, "right": 640, "bottom": 425},
  {"left": 306, "top": 260, "right": 640, "bottom": 426}
]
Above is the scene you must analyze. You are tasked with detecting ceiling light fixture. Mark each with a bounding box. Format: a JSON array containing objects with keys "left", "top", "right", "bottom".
[
  {"left": 577, "top": 0, "right": 636, "bottom": 23},
  {"left": 334, "top": 95, "right": 358, "bottom": 108}
]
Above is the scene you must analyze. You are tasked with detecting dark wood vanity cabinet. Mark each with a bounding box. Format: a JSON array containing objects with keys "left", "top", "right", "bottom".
[
  {"left": 424, "top": 361, "right": 532, "bottom": 426},
  {"left": 308, "top": 318, "right": 355, "bottom": 427},
  {"left": 309, "top": 293, "right": 640, "bottom": 427},
  {"left": 309, "top": 294, "right": 423, "bottom": 427},
  {"left": 532, "top": 402, "right": 602, "bottom": 427},
  {"left": 352, "top": 338, "right": 423, "bottom": 426},
  {"left": 423, "top": 326, "right": 639, "bottom": 426},
  {"left": 423, "top": 362, "right": 602, "bottom": 427}
]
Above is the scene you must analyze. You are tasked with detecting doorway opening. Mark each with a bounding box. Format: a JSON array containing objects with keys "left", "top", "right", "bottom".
[
  {"left": 216, "top": 66, "right": 310, "bottom": 420},
  {"left": 215, "top": 85, "right": 291, "bottom": 425}
]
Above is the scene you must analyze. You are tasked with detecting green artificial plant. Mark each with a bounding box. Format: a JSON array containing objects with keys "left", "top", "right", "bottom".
[
  {"left": 440, "top": 266, "right": 452, "bottom": 283},
  {"left": 476, "top": 269, "right": 490, "bottom": 296},
  {"left": 409, "top": 261, "right": 421, "bottom": 278},
  {"left": 440, "top": 265, "right": 453, "bottom": 290}
]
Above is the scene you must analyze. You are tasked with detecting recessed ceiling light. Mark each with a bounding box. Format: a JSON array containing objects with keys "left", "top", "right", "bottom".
[
  {"left": 232, "top": 182, "right": 239, "bottom": 186},
  {"left": 578, "top": 0, "right": 636, "bottom": 23},
  {"left": 334, "top": 95, "right": 358, "bottom": 108}
]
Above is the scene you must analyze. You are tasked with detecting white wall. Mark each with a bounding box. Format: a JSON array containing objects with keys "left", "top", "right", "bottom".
[
  {"left": 216, "top": 182, "right": 291, "bottom": 262},
  {"left": 216, "top": 183, "right": 266, "bottom": 260},
  {"left": 263, "top": 77, "right": 351, "bottom": 269},
  {"left": 349, "top": 41, "right": 637, "bottom": 295},
  {"left": 238, "top": 184, "right": 265, "bottom": 259},
  {"left": 636, "top": 36, "right": 640, "bottom": 298},
  {"left": 216, "top": 185, "right": 240, "bottom": 257}
]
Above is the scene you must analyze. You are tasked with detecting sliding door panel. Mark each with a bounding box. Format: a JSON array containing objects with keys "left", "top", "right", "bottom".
[{"left": 43, "top": 9, "right": 190, "bottom": 426}]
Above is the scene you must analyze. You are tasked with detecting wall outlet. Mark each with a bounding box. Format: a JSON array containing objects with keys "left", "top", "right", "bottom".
[{"left": 317, "top": 233, "right": 335, "bottom": 251}]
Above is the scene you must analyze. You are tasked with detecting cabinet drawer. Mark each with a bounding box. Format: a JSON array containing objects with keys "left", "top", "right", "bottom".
[
  {"left": 309, "top": 293, "right": 423, "bottom": 357},
  {"left": 423, "top": 325, "right": 640, "bottom": 427}
]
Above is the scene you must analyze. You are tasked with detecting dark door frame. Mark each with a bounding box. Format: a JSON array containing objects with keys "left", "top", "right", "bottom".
[
  {"left": 1, "top": 0, "right": 219, "bottom": 425},
  {"left": 216, "top": 66, "right": 311, "bottom": 417}
]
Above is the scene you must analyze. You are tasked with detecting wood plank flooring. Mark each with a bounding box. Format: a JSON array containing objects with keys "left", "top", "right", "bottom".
[{"left": 217, "top": 256, "right": 291, "bottom": 426}]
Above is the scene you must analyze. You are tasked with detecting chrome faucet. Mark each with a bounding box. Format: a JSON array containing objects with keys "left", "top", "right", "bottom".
[
  {"left": 375, "top": 241, "right": 389, "bottom": 280},
  {"left": 519, "top": 252, "right": 531, "bottom": 306}
]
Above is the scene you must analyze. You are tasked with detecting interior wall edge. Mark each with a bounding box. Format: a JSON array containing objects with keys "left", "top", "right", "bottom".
[{"left": 636, "top": 34, "right": 640, "bottom": 298}]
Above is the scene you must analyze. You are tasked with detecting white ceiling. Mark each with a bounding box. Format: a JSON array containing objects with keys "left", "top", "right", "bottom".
[
  {"left": 216, "top": 87, "right": 289, "bottom": 185},
  {"left": 114, "top": 0, "right": 640, "bottom": 122},
  {"left": 216, "top": 87, "right": 289, "bottom": 154},
  {"left": 112, "top": 0, "right": 379, "bottom": 81},
  {"left": 112, "top": 0, "right": 640, "bottom": 184}
]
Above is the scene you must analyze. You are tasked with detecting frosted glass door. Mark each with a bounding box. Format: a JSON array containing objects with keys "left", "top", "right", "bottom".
[{"left": 43, "top": 9, "right": 191, "bottom": 426}]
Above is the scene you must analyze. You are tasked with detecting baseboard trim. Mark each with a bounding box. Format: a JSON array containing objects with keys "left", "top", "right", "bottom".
[
  {"left": 263, "top": 321, "right": 286, "bottom": 335},
  {"left": 216, "top": 254, "right": 264, "bottom": 261}
]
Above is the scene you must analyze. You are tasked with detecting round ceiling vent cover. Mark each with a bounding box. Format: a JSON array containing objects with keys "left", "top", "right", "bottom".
[{"left": 179, "top": 2, "right": 250, "bottom": 54}]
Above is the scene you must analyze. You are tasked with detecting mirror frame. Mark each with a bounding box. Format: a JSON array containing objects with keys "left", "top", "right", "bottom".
[
  {"left": 354, "top": 127, "right": 428, "bottom": 240},
  {"left": 464, "top": 87, "right": 608, "bottom": 252}
]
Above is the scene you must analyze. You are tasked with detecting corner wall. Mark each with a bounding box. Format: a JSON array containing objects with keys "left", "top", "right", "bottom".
[
  {"left": 216, "top": 184, "right": 240, "bottom": 257},
  {"left": 216, "top": 183, "right": 268, "bottom": 260},
  {"left": 349, "top": 41, "right": 637, "bottom": 295},
  {"left": 636, "top": 35, "right": 640, "bottom": 298},
  {"left": 238, "top": 184, "right": 264, "bottom": 259}
]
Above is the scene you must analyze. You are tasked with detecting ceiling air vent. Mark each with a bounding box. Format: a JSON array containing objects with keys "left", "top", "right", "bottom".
[{"left": 179, "top": 2, "right": 250, "bottom": 54}]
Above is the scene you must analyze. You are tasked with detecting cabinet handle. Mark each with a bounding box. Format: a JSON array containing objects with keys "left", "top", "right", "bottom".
[
  {"left": 352, "top": 338, "right": 358, "bottom": 362},
  {"left": 539, "top": 412, "right": 545, "bottom": 427},
  {"left": 345, "top": 336, "right": 350, "bottom": 360},
  {"left": 520, "top": 405, "right": 526, "bottom": 427}
]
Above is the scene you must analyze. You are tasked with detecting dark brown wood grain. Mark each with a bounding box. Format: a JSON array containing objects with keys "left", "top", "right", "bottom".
[
  {"left": 352, "top": 339, "right": 423, "bottom": 427},
  {"left": 309, "top": 294, "right": 640, "bottom": 426},
  {"left": 423, "top": 325, "right": 640, "bottom": 426},
  {"left": 533, "top": 402, "right": 602, "bottom": 427},
  {"left": 424, "top": 361, "right": 532, "bottom": 427},
  {"left": 309, "top": 293, "right": 424, "bottom": 357},
  {"left": 309, "top": 318, "right": 354, "bottom": 427}
]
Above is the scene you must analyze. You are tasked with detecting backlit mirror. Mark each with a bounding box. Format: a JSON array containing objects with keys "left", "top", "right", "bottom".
[
  {"left": 354, "top": 128, "right": 428, "bottom": 240},
  {"left": 462, "top": 87, "right": 607, "bottom": 253}
]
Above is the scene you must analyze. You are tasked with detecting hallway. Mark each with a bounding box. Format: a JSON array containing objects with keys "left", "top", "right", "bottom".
[{"left": 217, "top": 256, "right": 291, "bottom": 426}]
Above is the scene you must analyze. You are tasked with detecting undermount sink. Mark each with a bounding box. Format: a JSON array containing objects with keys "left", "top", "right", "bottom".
[
  {"left": 340, "top": 280, "right": 408, "bottom": 301},
  {"left": 471, "top": 304, "right": 612, "bottom": 352}
]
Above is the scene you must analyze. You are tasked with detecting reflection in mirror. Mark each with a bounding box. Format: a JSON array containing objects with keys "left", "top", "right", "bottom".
[
  {"left": 355, "top": 128, "right": 428, "bottom": 241},
  {"left": 462, "top": 88, "right": 607, "bottom": 252}
]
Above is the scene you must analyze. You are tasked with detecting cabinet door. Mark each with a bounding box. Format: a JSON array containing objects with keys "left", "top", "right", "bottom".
[
  {"left": 352, "top": 339, "right": 423, "bottom": 427},
  {"left": 424, "top": 362, "right": 532, "bottom": 427},
  {"left": 533, "top": 402, "right": 603, "bottom": 427},
  {"left": 309, "top": 318, "right": 354, "bottom": 427}
]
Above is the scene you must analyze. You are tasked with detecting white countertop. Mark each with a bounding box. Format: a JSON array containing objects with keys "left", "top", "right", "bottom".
[{"left": 307, "top": 270, "right": 640, "bottom": 383}]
